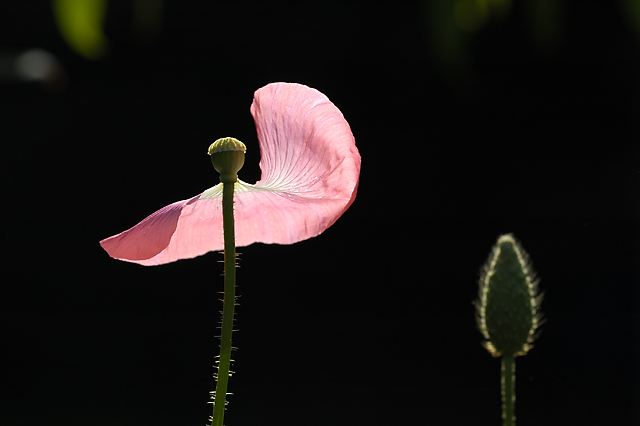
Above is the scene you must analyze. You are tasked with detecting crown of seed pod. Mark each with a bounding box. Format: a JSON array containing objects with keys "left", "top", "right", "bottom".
[{"left": 476, "top": 234, "right": 543, "bottom": 357}]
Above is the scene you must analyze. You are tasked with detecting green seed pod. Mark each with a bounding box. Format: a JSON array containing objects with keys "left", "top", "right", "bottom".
[
  {"left": 208, "top": 137, "right": 246, "bottom": 183},
  {"left": 476, "top": 234, "right": 542, "bottom": 357}
]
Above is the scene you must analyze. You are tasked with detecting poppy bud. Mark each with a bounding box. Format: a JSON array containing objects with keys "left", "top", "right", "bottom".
[
  {"left": 476, "top": 234, "right": 542, "bottom": 357},
  {"left": 209, "top": 137, "right": 246, "bottom": 183}
]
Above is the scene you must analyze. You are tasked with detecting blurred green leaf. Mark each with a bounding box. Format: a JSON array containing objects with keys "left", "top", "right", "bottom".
[{"left": 53, "top": 0, "right": 109, "bottom": 60}]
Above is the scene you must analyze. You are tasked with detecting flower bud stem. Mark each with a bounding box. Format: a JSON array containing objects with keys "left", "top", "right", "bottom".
[
  {"left": 211, "top": 178, "right": 237, "bottom": 426},
  {"left": 501, "top": 355, "right": 515, "bottom": 426}
]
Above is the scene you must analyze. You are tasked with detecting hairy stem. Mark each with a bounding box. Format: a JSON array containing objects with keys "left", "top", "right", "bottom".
[
  {"left": 211, "top": 181, "right": 236, "bottom": 426},
  {"left": 501, "top": 355, "right": 515, "bottom": 426}
]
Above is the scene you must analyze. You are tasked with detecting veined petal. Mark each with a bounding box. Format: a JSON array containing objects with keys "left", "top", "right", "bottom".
[
  {"left": 100, "top": 83, "right": 360, "bottom": 266},
  {"left": 251, "top": 83, "right": 360, "bottom": 199},
  {"left": 99, "top": 198, "right": 191, "bottom": 263}
]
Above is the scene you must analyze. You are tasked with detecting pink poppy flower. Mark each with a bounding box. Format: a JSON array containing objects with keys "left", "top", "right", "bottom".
[{"left": 100, "top": 82, "right": 361, "bottom": 266}]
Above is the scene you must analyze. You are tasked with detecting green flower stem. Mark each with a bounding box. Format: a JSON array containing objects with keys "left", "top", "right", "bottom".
[
  {"left": 211, "top": 179, "right": 236, "bottom": 426},
  {"left": 208, "top": 137, "right": 246, "bottom": 426},
  {"left": 501, "top": 355, "right": 515, "bottom": 426}
]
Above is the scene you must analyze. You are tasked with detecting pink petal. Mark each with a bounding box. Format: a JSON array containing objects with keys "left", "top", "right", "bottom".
[
  {"left": 100, "top": 83, "right": 360, "bottom": 266},
  {"left": 100, "top": 194, "right": 218, "bottom": 266},
  {"left": 251, "top": 83, "right": 361, "bottom": 196}
]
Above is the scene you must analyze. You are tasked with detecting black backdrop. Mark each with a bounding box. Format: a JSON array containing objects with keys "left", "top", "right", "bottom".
[{"left": 1, "top": 1, "right": 639, "bottom": 425}]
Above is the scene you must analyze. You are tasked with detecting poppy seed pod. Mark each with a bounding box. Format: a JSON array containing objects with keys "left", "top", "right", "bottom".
[{"left": 209, "top": 137, "right": 246, "bottom": 183}]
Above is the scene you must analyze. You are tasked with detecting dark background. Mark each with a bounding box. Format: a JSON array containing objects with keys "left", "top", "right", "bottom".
[{"left": 2, "top": 1, "right": 639, "bottom": 425}]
